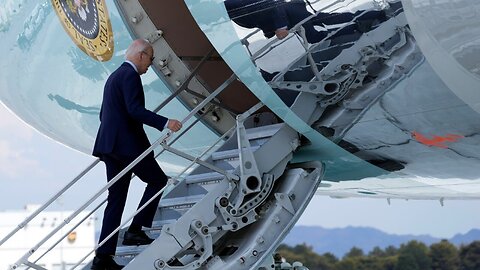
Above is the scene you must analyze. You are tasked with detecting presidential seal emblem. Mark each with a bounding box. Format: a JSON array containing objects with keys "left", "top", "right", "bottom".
[{"left": 51, "top": 0, "right": 114, "bottom": 61}]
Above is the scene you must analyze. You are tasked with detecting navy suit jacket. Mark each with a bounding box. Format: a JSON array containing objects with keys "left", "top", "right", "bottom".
[{"left": 93, "top": 62, "right": 168, "bottom": 159}]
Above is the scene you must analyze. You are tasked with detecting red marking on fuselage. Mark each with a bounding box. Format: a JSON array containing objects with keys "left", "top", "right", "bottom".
[{"left": 412, "top": 132, "right": 464, "bottom": 148}]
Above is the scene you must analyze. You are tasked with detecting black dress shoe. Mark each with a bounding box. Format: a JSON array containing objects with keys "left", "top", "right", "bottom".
[
  {"left": 122, "top": 230, "right": 154, "bottom": 246},
  {"left": 91, "top": 255, "right": 124, "bottom": 270}
]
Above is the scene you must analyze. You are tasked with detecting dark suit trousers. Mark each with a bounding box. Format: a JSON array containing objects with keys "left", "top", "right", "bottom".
[{"left": 96, "top": 153, "right": 167, "bottom": 255}]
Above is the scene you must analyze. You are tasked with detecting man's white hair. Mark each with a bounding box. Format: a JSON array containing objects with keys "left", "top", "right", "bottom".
[{"left": 125, "top": 39, "right": 151, "bottom": 60}]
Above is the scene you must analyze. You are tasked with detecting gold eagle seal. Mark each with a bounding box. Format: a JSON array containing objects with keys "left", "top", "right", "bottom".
[{"left": 51, "top": 0, "right": 114, "bottom": 61}]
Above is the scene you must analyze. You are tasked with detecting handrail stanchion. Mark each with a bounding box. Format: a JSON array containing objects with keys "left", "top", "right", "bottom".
[
  {"left": 171, "top": 102, "right": 264, "bottom": 182},
  {"left": 246, "top": 0, "right": 360, "bottom": 64},
  {"left": 0, "top": 159, "right": 100, "bottom": 247},
  {"left": 171, "top": 125, "right": 237, "bottom": 182},
  {"left": 24, "top": 199, "right": 107, "bottom": 270}
]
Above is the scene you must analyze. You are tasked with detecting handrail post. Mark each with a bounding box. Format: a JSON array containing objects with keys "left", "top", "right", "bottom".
[
  {"left": 25, "top": 200, "right": 106, "bottom": 270},
  {"left": 0, "top": 159, "right": 100, "bottom": 247},
  {"left": 297, "top": 26, "right": 324, "bottom": 82},
  {"left": 170, "top": 124, "right": 237, "bottom": 184}
]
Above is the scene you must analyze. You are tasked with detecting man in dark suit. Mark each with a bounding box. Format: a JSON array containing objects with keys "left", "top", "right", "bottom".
[
  {"left": 224, "top": 0, "right": 387, "bottom": 43},
  {"left": 91, "top": 39, "right": 182, "bottom": 269}
]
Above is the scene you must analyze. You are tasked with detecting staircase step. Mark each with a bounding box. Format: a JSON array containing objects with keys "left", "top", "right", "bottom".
[
  {"left": 158, "top": 194, "right": 204, "bottom": 209},
  {"left": 115, "top": 219, "right": 174, "bottom": 257},
  {"left": 245, "top": 123, "right": 283, "bottom": 140},
  {"left": 116, "top": 245, "right": 146, "bottom": 257},
  {"left": 211, "top": 146, "right": 260, "bottom": 161},
  {"left": 100, "top": 9, "right": 404, "bottom": 269},
  {"left": 150, "top": 218, "right": 177, "bottom": 231},
  {"left": 185, "top": 171, "right": 230, "bottom": 185}
]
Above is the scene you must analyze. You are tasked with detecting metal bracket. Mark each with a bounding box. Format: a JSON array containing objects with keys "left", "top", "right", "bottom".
[
  {"left": 155, "top": 220, "right": 213, "bottom": 270},
  {"left": 319, "top": 68, "right": 358, "bottom": 107},
  {"left": 130, "top": 12, "right": 144, "bottom": 24},
  {"left": 269, "top": 79, "right": 342, "bottom": 95},
  {"left": 157, "top": 58, "right": 172, "bottom": 76},
  {"left": 233, "top": 103, "right": 265, "bottom": 209},
  {"left": 274, "top": 193, "right": 295, "bottom": 215},
  {"left": 215, "top": 174, "right": 274, "bottom": 232},
  {"left": 237, "top": 116, "right": 261, "bottom": 189},
  {"left": 145, "top": 30, "right": 164, "bottom": 44}
]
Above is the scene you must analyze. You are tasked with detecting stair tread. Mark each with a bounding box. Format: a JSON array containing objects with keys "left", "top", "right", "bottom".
[
  {"left": 211, "top": 145, "right": 260, "bottom": 161},
  {"left": 158, "top": 194, "right": 204, "bottom": 208},
  {"left": 104, "top": 10, "right": 405, "bottom": 269},
  {"left": 116, "top": 245, "right": 146, "bottom": 256},
  {"left": 245, "top": 123, "right": 283, "bottom": 140},
  {"left": 151, "top": 218, "right": 177, "bottom": 229},
  {"left": 185, "top": 170, "right": 232, "bottom": 184}
]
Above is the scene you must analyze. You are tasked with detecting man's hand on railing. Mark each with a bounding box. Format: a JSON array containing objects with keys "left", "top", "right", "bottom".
[
  {"left": 167, "top": 119, "right": 182, "bottom": 132},
  {"left": 275, "top": 28, "right": 289, "bottom": 40}
]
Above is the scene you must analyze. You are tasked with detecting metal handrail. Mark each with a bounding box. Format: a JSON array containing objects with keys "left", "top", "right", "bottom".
[
  {"left": 245, "top": 0, "right": 361, "bottom": 63},
  {"left": 72, "top": 109, "right": 242, "bottom": 269},
  {"left": 73, "top": 101, "right": 262, "bottom": 268},
  {"left": 162, "top": 75, "right": 237, "bottom": 143},
  {"left": 231, "top": 0, "right": 355, "bottom": 61},
  {"left": 1, "top": 47, "right": 216, "bottom": 249},
  {"left": 161, "top": 144, "right": 239, "bottom": 180},
  {"left": 0, "top": 87, "right": 177, "bottom": 249},
  {"left": 171, "top": 124, "right": 237, "bottom": 184},
  {"left": 249, "top": 4, "right": 377, "bottom": 87},
  {"left": 23, "top": 113, "right": 210, "bottom": 270},
  {"left": 0, "top": 160, "right": 100, "bottom": 247},
  {"left": 11, "top": 74, "right": 236, "bottom": 269},
  {"left": 184, "top": 87, "right": 241, "bottom": 115},
  {"left": 27, "top": 199, "right": 106, "bottom": 269}
]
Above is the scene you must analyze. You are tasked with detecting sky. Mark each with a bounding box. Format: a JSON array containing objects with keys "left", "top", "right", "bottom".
[{"left": 1, "top": 103, "right": 479, "bottom": 240}]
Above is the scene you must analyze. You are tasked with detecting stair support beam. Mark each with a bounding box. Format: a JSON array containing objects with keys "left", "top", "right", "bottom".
[{"left": 234, "top": 102, "right": 265, "bottom": 208}]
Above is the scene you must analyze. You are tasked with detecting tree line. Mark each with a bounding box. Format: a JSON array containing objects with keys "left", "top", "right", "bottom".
[{"left": 276, "top": 240, "right": 480, "bottom": 270}]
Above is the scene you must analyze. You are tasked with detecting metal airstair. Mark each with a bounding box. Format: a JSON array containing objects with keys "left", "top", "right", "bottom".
[
  {"left": 2, "top": 1, "right": 424, "bottom": 269},
  {"left": 4, "top": 92, "right": 323, "bottom": 270},
  {"left": 113, "top": 112, "right": 323, "bottom": 269}
]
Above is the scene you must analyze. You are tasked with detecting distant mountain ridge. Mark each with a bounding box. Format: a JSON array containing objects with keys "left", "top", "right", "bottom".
[{"left": 282, "top": 226, "right": 480, "bottom": 258}]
